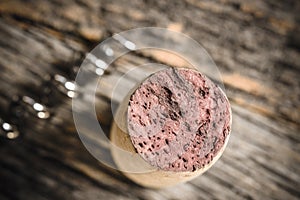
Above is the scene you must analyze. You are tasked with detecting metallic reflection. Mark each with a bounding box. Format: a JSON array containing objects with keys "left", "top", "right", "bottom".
[
  {"left": 22, "top": 96, "right": 50, "bottom": 119},
  {"left": 0, "top": 118, "right": 20, "bottom": 139},
  {"left": 54, "top": 74, "right": 78, "bottom": 98},
  {"left": 113, "top": 34, "right": 136, "bottom": 50}
]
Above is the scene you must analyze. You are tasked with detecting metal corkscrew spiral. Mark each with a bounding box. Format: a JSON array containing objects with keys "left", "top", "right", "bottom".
[{"left": 0, "top": 34, "right": 136, "bottom": 140}]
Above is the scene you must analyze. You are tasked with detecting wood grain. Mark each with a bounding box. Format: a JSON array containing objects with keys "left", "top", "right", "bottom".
[{"left": 0, "top": 0, "right": 299, "bottom": 199}]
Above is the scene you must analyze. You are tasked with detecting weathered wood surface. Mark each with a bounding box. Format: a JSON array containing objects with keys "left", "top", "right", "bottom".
[{"left": 0, "top": 0, "right": 299, "bottom": 199}]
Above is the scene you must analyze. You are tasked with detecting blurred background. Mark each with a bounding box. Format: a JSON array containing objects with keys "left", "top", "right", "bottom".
[{"left": 0, "top": 0, "right": 299, "bottom": 199}]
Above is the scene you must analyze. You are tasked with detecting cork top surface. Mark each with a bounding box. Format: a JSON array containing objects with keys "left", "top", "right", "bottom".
[{"left": 127, "top": 68, "right": 231, "bottom": 172}]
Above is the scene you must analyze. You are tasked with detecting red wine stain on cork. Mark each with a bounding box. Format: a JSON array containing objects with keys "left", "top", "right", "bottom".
[{"left": 127, "top": 68, "right": 231, "bottom": 172}]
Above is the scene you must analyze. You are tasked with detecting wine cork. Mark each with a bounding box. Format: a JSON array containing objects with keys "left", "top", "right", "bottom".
[{"left": 110, "top": 67, "right": 231, "bottom": 188}]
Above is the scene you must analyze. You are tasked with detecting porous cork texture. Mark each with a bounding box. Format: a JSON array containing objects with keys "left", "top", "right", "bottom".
[{"left": 127, "top": 68, "right": 231, "bottom": 172}]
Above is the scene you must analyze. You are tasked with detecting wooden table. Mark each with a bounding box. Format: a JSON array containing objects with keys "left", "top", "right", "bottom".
[{"left": 0, "top": 0, "right": 299, "bottom": 199}]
